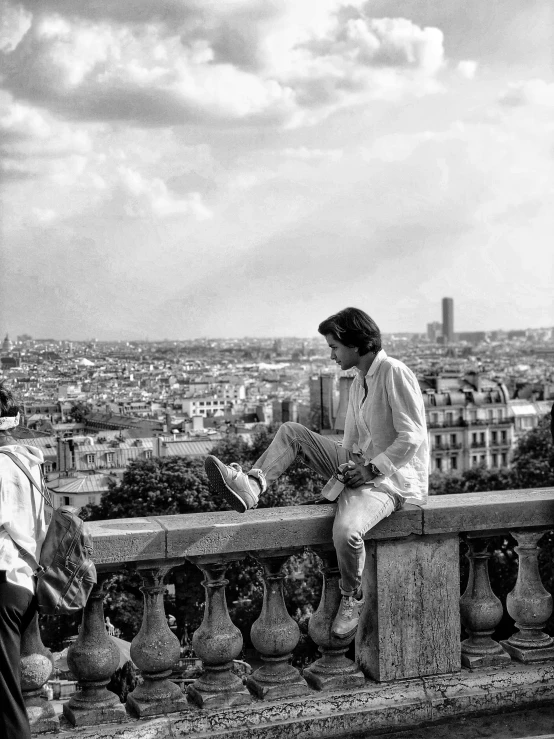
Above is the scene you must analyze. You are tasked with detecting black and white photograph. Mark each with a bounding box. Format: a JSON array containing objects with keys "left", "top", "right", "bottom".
[{"left": 1, "top": 1, "right": 553, "bottom": 738}]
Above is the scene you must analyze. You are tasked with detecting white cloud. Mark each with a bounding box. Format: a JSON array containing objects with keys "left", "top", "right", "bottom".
[
  {"left": 0, "top": 1, "right": 446, "bottom": 128},
  {"left": 117, "top": 167, "right": 212, "bottom": 220},
  {"left": 32, "top": 207, "right": 57, "bottom": 223},
  {"left": 499, "top": 79, "right": 554, "bottom": 108},
  {"left": 456, "top": 60, "right": 478, "bottom": 79},
  {"left": 281, "top": 147, "right": 343, "bottom": 161},
  {"left": 0, "top": 0, "right": 32, "bottom": 52},
  {"left": 0, "top": 95, "right": 92, "bottom": 156}
]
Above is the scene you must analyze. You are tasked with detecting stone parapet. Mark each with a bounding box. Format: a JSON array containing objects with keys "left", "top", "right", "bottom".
[
  {"left": 24, "top": 487, "right": 554, "bottom": 737},
  {"left": 54, "top": 663, "right": 554, "bottom": 739},
  {"left": 86, "top": 487, "right": 554, "bottom": 565}
]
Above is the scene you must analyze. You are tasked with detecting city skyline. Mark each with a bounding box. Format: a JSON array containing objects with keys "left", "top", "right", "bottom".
[
  {"left": 1, "top": 1, "right": 553, "bottom": 340},
  {"left": 2, "top": 320, "right": 553, "bottom": 344}
]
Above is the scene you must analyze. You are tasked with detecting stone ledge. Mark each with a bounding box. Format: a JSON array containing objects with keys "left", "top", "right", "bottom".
[
  {"left": 422, "top": 488, "right": 554, "bottom": 535},
  {"left": 89, "top": 518, "right": 167, "bottom": 565},
  {"left": 87, "top": 488, "right": 554, "bottom": 566},
  {"left": 53, "top": 663, "right": 554, "bottom": 739}
]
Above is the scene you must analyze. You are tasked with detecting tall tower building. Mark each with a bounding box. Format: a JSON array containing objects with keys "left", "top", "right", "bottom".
[{"left": 442, "top": 298, "right": 454, "bottom": 343}]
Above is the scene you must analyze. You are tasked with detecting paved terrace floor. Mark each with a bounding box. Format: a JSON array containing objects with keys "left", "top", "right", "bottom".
[
  {"left": 368, "top": 704, "right": 554, "bottom": 739},
  {"left": 49, "top": 699, "right": 554, "bottom": 738}
]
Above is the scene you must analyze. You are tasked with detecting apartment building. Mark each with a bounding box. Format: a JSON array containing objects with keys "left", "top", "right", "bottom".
[
  {"left": 335, "top": 372, "right": 550, "bottom": 473},
  {"left": 180, "top": 396, "right": 229, "bottom": 417}
]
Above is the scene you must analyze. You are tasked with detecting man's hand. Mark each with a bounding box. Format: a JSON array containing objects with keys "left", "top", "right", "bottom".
[{"left": 337, "top": 461, "right": 376, "bottom": 488}]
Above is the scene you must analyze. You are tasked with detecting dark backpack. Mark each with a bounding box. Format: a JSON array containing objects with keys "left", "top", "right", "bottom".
[{"left": 0, "top": 449, "right": 97, "bottom": 615}]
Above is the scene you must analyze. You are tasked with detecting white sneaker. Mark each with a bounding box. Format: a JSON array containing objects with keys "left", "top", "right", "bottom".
[
  {"left": 204, "top": 455, "right": 266, "bottom": 513},
  {"left": 331, "top": 593, "right": 365, "bottom": 639}
]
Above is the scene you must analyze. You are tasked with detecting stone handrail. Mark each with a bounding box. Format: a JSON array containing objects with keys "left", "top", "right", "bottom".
[
  {"left": 21, "top": 487, "right": 554, "bottom": 736},
  {"left": 86, "top": 487, "right": 554, "bottom": 564}
]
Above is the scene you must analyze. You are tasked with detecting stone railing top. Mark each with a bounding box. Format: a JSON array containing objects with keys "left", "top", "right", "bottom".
[{"left": 87, "top": 487, "right": 554, "bottom": 566}]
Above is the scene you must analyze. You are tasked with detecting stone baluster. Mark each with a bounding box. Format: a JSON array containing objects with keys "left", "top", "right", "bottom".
[
  {"left": 500, "top": 529, "right": 554, "bottom": 662},
  {"left": 246, "top": 552, "right": 310, "bottom": 700},
  {"left": 127, "top": 565, "right": 187, "bottom": 717},
  {"left": 303, "top": 548, "right": 365, "bottom": 690},
  {"left": 20, "top": 610, "right": 59, "bottom": 734},
  {"left": 459, "top": 536, "right": 510, "bottom": 669},
  {"left": 188, "top": 559, "right": 251, "bottom": 709},
  {"left": 64, "top": 573, "right": 127, "bottom": 726}
]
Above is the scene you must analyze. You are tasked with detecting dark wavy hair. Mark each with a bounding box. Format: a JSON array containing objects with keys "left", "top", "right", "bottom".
[
  {"left": 0, "top": 382, "right": 20, "bottom": 417},
  {"left": 318, "top": 307, "right": 381, "bottom": 356}
]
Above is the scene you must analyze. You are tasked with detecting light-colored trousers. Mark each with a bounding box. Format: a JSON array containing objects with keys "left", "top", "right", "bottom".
[{"left": 253, "top": 422, "right": 402, "bottom": 596}]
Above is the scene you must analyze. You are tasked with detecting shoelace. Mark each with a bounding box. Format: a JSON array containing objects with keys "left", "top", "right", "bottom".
[
  {"left": 229, "top": 463, "right": 243, "bottom": 477},
  {"left": 340, "top": 597, "right": 356, "bottom": 619}
]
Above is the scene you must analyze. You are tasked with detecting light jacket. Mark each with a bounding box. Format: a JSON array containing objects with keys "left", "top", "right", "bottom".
[{"left": 0, "top": 443, "right": 47, "bottom": 593}]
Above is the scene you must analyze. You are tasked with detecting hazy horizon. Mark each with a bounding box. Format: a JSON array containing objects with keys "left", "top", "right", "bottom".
[
  {"left": 1, "top": 0, "right": 553, "bottom": 341},
  {"left": 6, "top": 320, "right": 552, "bottom": 344}
]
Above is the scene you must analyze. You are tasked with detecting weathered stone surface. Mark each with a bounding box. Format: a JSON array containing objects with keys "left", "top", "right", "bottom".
[
  {"left": 86, "top": 490, "right": 554, "bottom": 571},
  {"left": 304, "top": 548, "right": 366, "bottom": 691},
  {"left": 500, "top": 528, "right": 554, "bottom": 663},
  {"left": 87, "top": 489, "right": 554, "bottom": 568},
  {"left": 155, "top": 504, "right": 422, "bottom": 561},
  {"left": 127, "top": 566, "right": 187, "bottom": 718},
  {"left": 188, "top": 561, "right": 251, "bottom": 710},
  {"left": 64, "top": 578, "right": 126, "bottom": 726},
  {"left": 20, "top": 611, "right": 59, "bottom": 734},
  {"left": 357, "top": 532, "right": 461, "bottom": 681},
  {"left": 247, "top": 554, "right": 310, "bottom": 701},
  {"left": 177, "top": 679, "right": 430, "bottom": 737},
  {"left": 55, "top": 716, "right": 175, "bottom": 737},
  {"left": 49, "top": 663, "right": 554, "bottom": 739},
  {"left": 459, "top": 536, "right": 510, "bottom": 669},
  {"left": 423, "top": 663, "right": 554, "bottom": 723},
  {"left": 422, "top": 488, "right": 554, "bottom": 535},
  {"left": 87, "top": 518, "right": 167, "bottom": 565}
]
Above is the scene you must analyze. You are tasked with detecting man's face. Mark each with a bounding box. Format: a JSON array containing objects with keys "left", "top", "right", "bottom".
[{"left": 325, "top": 334, "right": 359, "bottom": 371}]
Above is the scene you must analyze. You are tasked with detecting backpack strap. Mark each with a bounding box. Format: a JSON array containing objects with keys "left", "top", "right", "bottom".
[
  {"left": 0, "top": 449, "right": 54, "bottom": 507},
  {"left": 0, "top": 449, "right": 50, "bottom": 576},
  {"left": 0, "top": 523, "right": 43, "bottom": 575}
]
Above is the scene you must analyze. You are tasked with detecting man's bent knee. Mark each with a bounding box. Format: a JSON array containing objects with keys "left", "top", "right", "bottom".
[
  {"left": 333, "top": 525, "right": 364, "bottom": 553},
  {"left": 278, "top": 421, "right": 307, "bottom": 437}
]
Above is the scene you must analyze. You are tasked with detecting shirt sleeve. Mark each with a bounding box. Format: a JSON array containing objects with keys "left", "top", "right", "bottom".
[
  {"left": 341, "top": 377, "right": 359, "bottom": 452},
  {"left": 371, "top": 364, "right": 427, "bottom": 476}
]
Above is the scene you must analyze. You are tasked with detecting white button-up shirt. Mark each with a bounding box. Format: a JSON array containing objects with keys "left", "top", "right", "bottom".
[{"left": 324, "top": 350, "right": 429, "bottom": 505}]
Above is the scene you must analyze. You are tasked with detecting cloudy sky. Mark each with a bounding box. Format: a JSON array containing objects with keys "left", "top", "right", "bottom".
[{"left": 1, "top": 0, "right": 553, "bottom": 340}]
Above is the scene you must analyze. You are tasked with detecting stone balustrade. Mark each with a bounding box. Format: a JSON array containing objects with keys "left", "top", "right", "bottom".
[{"left": 21, "top": 487, "right": 554, "bottom": 738}]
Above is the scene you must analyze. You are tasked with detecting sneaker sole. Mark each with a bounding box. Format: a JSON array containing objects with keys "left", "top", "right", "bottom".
[{"left": 205, "top": 456, "right": 249, "bottom": 513}]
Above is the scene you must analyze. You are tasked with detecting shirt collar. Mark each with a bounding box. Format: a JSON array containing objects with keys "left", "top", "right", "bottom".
[{"left": 354, "top": 349, "right": 388, "bottom": 380}]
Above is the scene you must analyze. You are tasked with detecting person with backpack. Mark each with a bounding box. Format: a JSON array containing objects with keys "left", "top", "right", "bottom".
[{"left": 0, "top": 383, "right": 48, "bottom": 739}]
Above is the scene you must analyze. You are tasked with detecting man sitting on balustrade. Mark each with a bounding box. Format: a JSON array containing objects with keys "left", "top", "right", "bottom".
[{"left": 205, "top": 307, "right": 429, "bottom": 640}]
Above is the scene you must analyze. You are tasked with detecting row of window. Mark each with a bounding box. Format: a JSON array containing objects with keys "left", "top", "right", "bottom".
[
  {"left": 434, "top": 452, "right": 508, "bottom": 471},
  {"left": 84, "top": 450, "right": 152, "bottom": 464},
  {"left": 429, "top": 410, "right": 505, "bottom": 423},
  {"left": 432, "top": 430, "right": 509, "bottom": 448}
]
